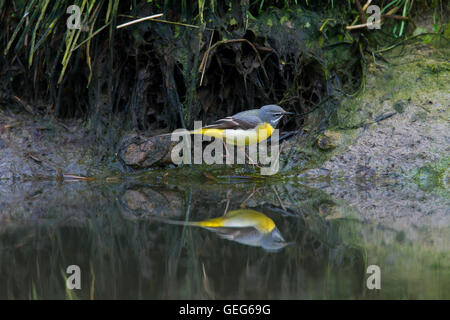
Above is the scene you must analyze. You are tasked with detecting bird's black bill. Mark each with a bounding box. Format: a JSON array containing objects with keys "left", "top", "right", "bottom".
[{"left": 283, "top": 111, "right": 294, "bottom": 115}]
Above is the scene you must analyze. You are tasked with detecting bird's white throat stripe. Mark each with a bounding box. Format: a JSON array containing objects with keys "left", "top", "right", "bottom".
[{"left": 273, "top": 115, "right": 283, "bottom": 124}]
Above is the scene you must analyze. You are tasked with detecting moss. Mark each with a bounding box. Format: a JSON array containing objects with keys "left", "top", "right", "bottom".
[
  {"left": 393, "top": 100, "right": 407, "bottom": 114},
  {"left": 444, "top": 23, "right": 450, "bottom": 39},
  {"left": 411, "top": 157, "right": 450, "bottom": 190},
  {"left": 417, "top": 60, "right": 450, "bottom": 74}
]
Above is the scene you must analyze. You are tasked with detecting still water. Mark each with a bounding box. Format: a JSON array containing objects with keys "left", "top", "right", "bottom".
[{"left": 0, "top": 170, "right": 448, "bottom": 299}]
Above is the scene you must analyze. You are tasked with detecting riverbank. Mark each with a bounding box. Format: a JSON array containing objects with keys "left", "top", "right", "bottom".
[{"left": 1, "top": 42, "right": 448, "bottom": 185}]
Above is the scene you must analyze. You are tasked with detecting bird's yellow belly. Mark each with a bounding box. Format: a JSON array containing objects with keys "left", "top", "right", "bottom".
[{"left": 194, "top": 122, "right": 274, "bottom": 146}]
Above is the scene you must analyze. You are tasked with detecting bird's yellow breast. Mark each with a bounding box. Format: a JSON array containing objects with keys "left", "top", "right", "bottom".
[{"left": 193, "top": 122, "right": 274, "bottom": 146}]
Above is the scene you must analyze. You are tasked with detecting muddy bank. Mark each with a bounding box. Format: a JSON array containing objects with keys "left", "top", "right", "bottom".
[
  {"left": 295, "top": 44, "right": 449, "bottom": 184},
  {"left": 0, "top": 113, "right": 113, "bottom": 181}
]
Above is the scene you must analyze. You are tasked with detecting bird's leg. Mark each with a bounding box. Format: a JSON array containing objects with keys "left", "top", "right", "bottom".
[
  {"left": 222, "top": 141, "right": 232, "bottom": 167},
  {"left": 272, "top": 185, "right": 287, "bottom": 211},
  {"left": 223, "top": 189, "right": 232, "bottom": 216},
  {"left": 239, "top": 146, "right": 261, "bottom": 169},
  {"left": 240, "top": 186, "right": 257, "bottom": 208}
]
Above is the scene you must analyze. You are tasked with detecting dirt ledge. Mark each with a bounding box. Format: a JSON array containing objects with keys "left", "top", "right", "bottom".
[{"left": 300, "top": 44, "right": 449, "bottom": 186}]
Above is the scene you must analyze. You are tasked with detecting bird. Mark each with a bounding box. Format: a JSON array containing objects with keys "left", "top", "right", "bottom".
[
  {"left": 152, "top": 209, "right": 292, "bottom": 251},
  {"left": 170, "top": 104, "right": 293, "bottom": 146}
]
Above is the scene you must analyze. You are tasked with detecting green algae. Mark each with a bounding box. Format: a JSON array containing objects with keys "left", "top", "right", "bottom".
[{"left": 411, "top": 157, "right": 450, "bottom": 191}]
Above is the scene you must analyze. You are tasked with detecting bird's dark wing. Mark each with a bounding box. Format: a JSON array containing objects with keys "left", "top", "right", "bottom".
[{"left": 202, "top": 114, "right": 261, "bottom": 130}]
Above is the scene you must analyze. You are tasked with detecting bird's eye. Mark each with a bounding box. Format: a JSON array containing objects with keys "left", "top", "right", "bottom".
[{"left": 273, "top": 112, "right": 282, "bottom": 116}]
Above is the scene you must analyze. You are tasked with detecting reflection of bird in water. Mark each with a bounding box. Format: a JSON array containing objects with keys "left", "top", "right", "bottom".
[{"left": 155, "top": 209, "right": 292, "bottom": 252}]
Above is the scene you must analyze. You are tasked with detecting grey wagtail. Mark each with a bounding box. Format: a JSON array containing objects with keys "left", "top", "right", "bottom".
[
  {"left": 172, "top": 104, "right": 293, "bottom": 146},
  {"left": 152, "top": 209, "right": 291, "bottom": 251}
]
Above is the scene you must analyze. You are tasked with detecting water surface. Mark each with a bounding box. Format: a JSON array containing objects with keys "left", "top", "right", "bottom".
[{"left": 0, "top": 172, "right": 448, "bottom": 299}]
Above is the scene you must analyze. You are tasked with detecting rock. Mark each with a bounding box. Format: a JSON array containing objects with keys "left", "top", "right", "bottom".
[
  {"left": 119, "top": 187, "right": 184, "bottom": 219},
  {"left": 117, "top": 133, "right": 177, "bottom": 168},
  {"left": 297, "top": 168, "right": 330, "bottom": 178},
  {"left": 316, "top": 130, "right": 341, "bottom": 150}
]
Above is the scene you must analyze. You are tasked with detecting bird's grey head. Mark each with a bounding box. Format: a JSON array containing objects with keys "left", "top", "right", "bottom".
[
  {"left": 258, "top": 105, "right": 293, "bottom": 128},
  {"left": 260, "top": 227, "right": 292, "bottom": 252}
]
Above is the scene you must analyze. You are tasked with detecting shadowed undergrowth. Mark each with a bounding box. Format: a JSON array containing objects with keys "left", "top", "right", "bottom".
[{"left": 0, "top": 0, "right": 448, "bottom": 160}]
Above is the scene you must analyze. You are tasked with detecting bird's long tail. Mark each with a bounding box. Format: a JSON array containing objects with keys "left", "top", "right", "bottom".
[
  {"left": 153, "top": 128, "right": 224, "bottom": 139},
  {"left": 149, "top": 216, "right": 202, "bottom": 227},
  {"left": 150, "top": 215, "right": 226, "bottom": 228}
]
